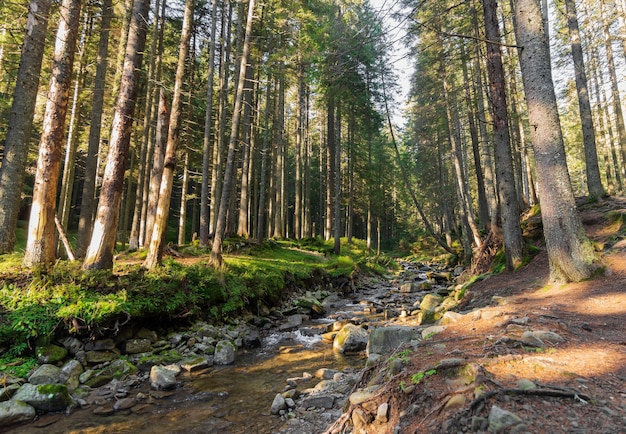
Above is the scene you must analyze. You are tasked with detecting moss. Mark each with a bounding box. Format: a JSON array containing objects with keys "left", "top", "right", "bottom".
[{"left": 37, "top": 383, "right": 70, "bottom": 398}]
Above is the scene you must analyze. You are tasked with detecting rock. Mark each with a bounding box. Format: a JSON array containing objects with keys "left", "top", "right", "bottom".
[
  {"left": 136, "top": 328, "right": 158, "bottom": 343},
  {"left": 242, "top": 328, "right": 261, "bottom": 349},
  {"left": 60, "top": 359, "right": 84, "bottom": 391},
  {"left": 85, "top": 339, "right": 116, "bottom": 352},
  {"left": 315, "top": 368, "right": 338, "bottom": 380},
  {"left": 399, "top": 283, "right": 413, "bottom": 293},
  {"left": 214, "top": 340, "right": 236, "bottom": 365},
  {"left": 333, "top": 324, "right": 368, "bottom": 354},
  {"left": 29, "top": 364, "right": 63, "bottom": 385},
  {"left": 488, "top": 405, "right": 524, "bottom": 432},
  {"left": 0, "top": 384, "right": 21, "bottom": 401},
  {"left": 519, "top": 331, "right": 544, "bottom": 348},
  {"left": 0, "top": 400, "right": 36, "bottom": 426},
  {"left": 531, "top": 330, "right": 564, "bottom": 344},
  {"left": 271, "top": 393, "right": 286, "bottom": 414},
  {"left": 285, "top": 398, "right": 296, "bottom": 408},
  {"left": 300, "top": 395, "right": 334, "bottom": 409},
  {"left": 180, "top": 356, "right": 210, "bottom": 372},
  {"left": 295, "top": 297, "right": 324, "bottom": 314},
  {"left": 36, "top": 344, "right": 68, "bottom": 364},
  {"left": 366, "top": 326, "right": 419, "bottom": 356},
  {"left": 123, "top": 338, "right": 152, "bottom": 354},
  {"left": 420, "top": 294, "right": 443, "bottom": 324},
  {"left": 279, "top": 314, "right": 304, "bottom": 332},
  {"left": 516, "top": 379, "right": 536, "bottom": 390},
  {"left": 150, "top": 365, "right": 179, "bottom": 390},
  {"left": 13, "top": 383, "right": 74, "bottom": 412},
  {"left": 93, "top": 405, "right": 115, "bottom": 416},
  {"left": 79, "top": 369, "right": 113, "bottom": 388},
  {"left": 377, "top": 402, "right": 389, "bottom": 422},
  {"left": 491, "top": 296, "right": 510, "bottom": 305},
  {"left": 439, "top": 311, "right": 464, "bottom": 325},
  {"left": 349, "top": 389, "right": 378, "bottom": 405},
  {"left": 422, "top": 325, "right": 446, "bottom": 339},
  {"left": 444, "top": 394, "right": 466, "bottom": 410},
  {"left": 113, "top": 397, "right": 137, "bottom": 411},
  {"left": 85, "top": 351, "right": 117, "bottom": 364}
]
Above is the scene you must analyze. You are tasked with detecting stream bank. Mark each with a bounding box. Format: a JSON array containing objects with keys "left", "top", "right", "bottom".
[{"left": 1, "top": 260, "right": 465, "bottom": 433}]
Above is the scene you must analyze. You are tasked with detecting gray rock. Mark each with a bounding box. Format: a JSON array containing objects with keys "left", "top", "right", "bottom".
[
  {"left": 0, "top": 400, "right": 36, "bottom": 426},
  {"left": 85, "top": 339, "right": 116, "bottom": 352},
  {"left": 333, "top": 324, "right": 368, "bottom": 354},
  {"left": 123, "top": 338, "right": 152, "bottom": 354},
  {"left": 136, "top": 328, "right": 158, "bottom": 343},
  {"left": 214, "top": 340, "right": 236, "bottom": 365},
  {"left": 271, "top": 393, "right": 286, "bottom": 414},
  {"left": 36, "top": 344, "right": 68, "bottom": 364},
  {"left": 279, "top": 314, "right": 303, "bottom": 332},
  {"left": 377, "top": 402, "right": 389, "bottom": 422},
  {"left": 300, "top": 395, "right": 334, "bottom": 410},
  {"left": 60, "top": 359, "right": 84, "bottom": 391},
  {"left": 113, "top": 397, "right": 137, "bottom": 411},
  {"left": 180, "top": 356, "right": 210, "bottom": 372},
  {"left": 150, "top": 365, "right": 179, "bottom": 390},
  {"left": 85, "top": 351, "right": 117, "bottom": 364},
  {"left": 531, "top": 330, "right": 564, "bottom": 344},
  {"left": 28, "top": 364, "right": 63, "bottom": 385},
  {"left": 439, "top": 311, "right": 464, "bottom": 325},
  {"left": 516, "top": 379, "right": 536, "bottom": 390},
  {"left": 519, "top": 331, "right": 544, "bottom": 348},
  {"left": 242, "top": 328, "right": 261, "bottom": 349},
  {"left": 422, "top": 325, "right": 446, "bottom": 339},
  {"left": 488, "top": 405, "right": 524, "bottom": 433},
  {"left": 13, "top": 383, "right": 74, "bottom": 412},
  {"left": 315, "top": 368, "right": 338, "bottom": 380},
  {"left": 367, "top": 326, "right": 419, "bottom": 356}
]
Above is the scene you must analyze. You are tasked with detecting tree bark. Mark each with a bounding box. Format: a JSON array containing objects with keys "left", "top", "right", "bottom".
[
  {"left": 564, "top": 0, "right": 605, "bottom": 199},
  {"left": 514, "top": 0, "right": 596, "bottom": 282},
  {"left": 82, "top": 0, "right": 149, "bottom": 270},
  {"left": 0, "top": 0, "right": 51, "bottom": 254},
  {"left": 23, "top": 0, "right": 82, "bottom": 267},
  {"left": 143, "top": 0, "right": 194, "bottom": 269}
]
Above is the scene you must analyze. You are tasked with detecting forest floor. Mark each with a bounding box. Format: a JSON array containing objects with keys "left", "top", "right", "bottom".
[{"left": 333, "top": 196, "right": 626, "bottom": 433}]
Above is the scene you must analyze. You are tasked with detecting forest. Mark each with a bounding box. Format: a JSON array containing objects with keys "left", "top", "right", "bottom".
[{"left": 0, "top": 0, "right": 623, "bottom": 276}]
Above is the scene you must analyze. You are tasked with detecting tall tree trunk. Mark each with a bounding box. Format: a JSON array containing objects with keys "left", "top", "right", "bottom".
[
  {"left": 24, "top": 0, "right": 82, "bottom": 267},
  {"left": 0, "top": 0, "right": 51, "bottom": 254},
  {"left": 200, "top": 0, "right": 218, "bottom": 244},
  {"left": 75, "top": 0, "right": 112, "bottom": 257},
  {"left": 82, "top": 0, "right": 149, "bottom": 270},
  {"left": 333, "top": 100, "right": 341, "bottom": 255},
  {"left": 256, "top": 79, "right": 272, "bottom": 243},
  {"left": 483, "top": 0, "right": 523, "bottom": 270},
  {"left": 294, "top": 56, "right": 305, "bottom": 239},
  {"left": 237, "top": 57, "right": 255, "bottom": 237},
  {"left": 178, "top": 151, "right": 190, "bottom": 246},
  {"left": 143, "top": 0, "right": 194, "bottom": 269},
  {"left": 326, "top": 94, "right": 335, "bottom": 242},
  {"left": 565, "top": 0, "right": 604, "bottom": 198},
  {"left": 514, "top": 0, "right": 596, "bottom": 282},
  {"left": 210, "top": 0, "right": 255, "bottom": 267}
]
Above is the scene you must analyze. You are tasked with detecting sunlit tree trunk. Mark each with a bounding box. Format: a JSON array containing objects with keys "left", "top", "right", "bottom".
[
  {"left": 565, "top": 0, "right": 604, "bottom": 198},
  {"left": 256, "top": 79, "right": 271, "bottom": 243},
  {"left": 178, "top": 151, "right": 190, "bottom": 246},
  {"left": 75, "top": 0, "right": 112, "bottom": 257},
  {"left": 0, "top": 0, "right": 51, "bottom": 254},
  {"left": 82, "top": 0, "right": 149, "bottom": 270},
  {"left": 24, "top": 0, "right": 82, "bottom": 267},
  {"left": 514, "top": 0, "right": 596, "bottom": 282},
  {"left": 237, "top": 58, "right": 255, "bottom": 237},
  {"left": 210, "top": 0, "right": 255, "bottom": 267}
]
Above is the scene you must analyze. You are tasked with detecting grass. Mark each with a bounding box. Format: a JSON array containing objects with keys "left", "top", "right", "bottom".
[{"left": 0, "top": 236, "right": 396, "bottom": 368}]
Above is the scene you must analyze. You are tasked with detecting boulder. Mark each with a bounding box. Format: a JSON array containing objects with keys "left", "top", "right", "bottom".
[
  {"left": 333, "top": 324, "right": 368, "bottom": 354},
  {"left": 0, "top": 400, "right": 36, "bottom": 426},
  {"left": 85, "top": 351, "right": 117, "bottom": 364},
  {"left": 85, "top": 339, "right": 116, "bottom": 352},
  {"left": 242, "top": 328, "right": 261, "bottom": 349},
  {"left": 214, "top": 340, "right": 236, "bottom": 365},
  {"left": 439, "top": 311, "right": 464, "bottom": 325},
  {"left": 28, "top": 364, "right": 63, "bottom": 385},
  {"left": 366, "top": 326, "right": 419, "bottom": 356},
  {"left": 300, "top": 395, "right": 334, "bottom": 410},
  {"left": 420, "top": 294, "right": 442, "bottom": 324},
  {"left": 150, "top": 365, "right": 180, "bottom": 390},
  {"left": 36, "top": 344, "right": 68, "bottom": 364},
  {"left": 270, "top": 393, "right": 286, "bottom": 414},
  {"left": 181, "top": 356, "right": 210, "bottom": 372},
  {"left": 123, "top": 338, "right": 152, "bottom": 354},
  {"left": 13, "top": 383, "right": 74, "bottom": 412},
  {"left": 60, "top": 359, "right": 84, "bottom": 392},
  {"left": 488, "top": 405, "right": 525, "bottom": 432}
]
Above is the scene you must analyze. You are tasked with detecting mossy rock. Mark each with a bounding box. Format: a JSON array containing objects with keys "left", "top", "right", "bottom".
[{"left": 36, "top": 344, "right": 68, "bottom": 364}]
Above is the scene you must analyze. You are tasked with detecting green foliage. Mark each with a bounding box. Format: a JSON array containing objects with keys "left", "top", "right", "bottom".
[
  {"left": 390, "top": 349, "right": 412, "bottom": 363},
  {"left": 411, "top": 369, "right": 437, "bottom": 384},
  {"left": 0, "top": 355, "right": 38, "bottom": 379}
]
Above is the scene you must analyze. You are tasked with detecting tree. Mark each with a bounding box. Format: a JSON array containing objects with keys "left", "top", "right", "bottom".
[
  {"left": 564, "top": 0, "right": 605, "bottom": 198},
  {"left": 0, "top": 0, "right": 51, "bottom": 254},
  {"left": 23, "top": 0, "right": 82, "bottom": 267},
  {"left": 514, "top": 0, "right": 596, "bottom": 282},
  {"left": 83, "top": 0, "right": 150, "bottom": 270},
  {"left": 210, "top": 0, "right": 255, "bottom": 267},
  {"left": 144, "top": 0, "right": 195, "bottom": 269},
  {"left": 482, "top": 0, "right": 523, "bottom": 270}
]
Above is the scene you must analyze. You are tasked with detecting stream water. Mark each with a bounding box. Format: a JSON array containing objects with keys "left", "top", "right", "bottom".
[{"left": 7, "top": 266, "right": 444, "bottom": 433}]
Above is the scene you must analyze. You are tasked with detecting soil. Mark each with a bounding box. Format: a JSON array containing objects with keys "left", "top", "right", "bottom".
[{"left": 326, "top": 196, "right": 626, "bottom": 433}]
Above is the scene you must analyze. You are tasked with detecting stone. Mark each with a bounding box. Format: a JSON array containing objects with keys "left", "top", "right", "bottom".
[
  {"left": 295, "top": 296, "right": 324, "bottom": 314},
  {"left": 422, "top": 325, "right": 446, "bottom": 339},
  {"left": 136, "top": 328, "right": 158, "bottom": 343},
  {"left": 516, "top": 379, "right": 536, "bottom": 390},
  {"left": 444, "top": 394, "right": 466, "bottom": 410},
  {"left": 349, "top": 389, "right": 378, "bottom": 405},
  {"left": 491, "top": 296, "right": 510, "bottom": 305},
  {"left": 180, "top": 356, "right": 210, "bottom": 372},
  {"left": 439, "top": 311, "right": 464, "bottom": 325},
  {"left": 279, "top": 314, "right": 303, "bottom": 332},
  {"left": 519, "top": 331, "right": 544, "bottom": 348},
  {"left": 366, "top": 326, "right": 419, "bottom": 356},
  {"left": 300, "top": 395, "right": 334, "bottom": 409},
  {"left": 333, "top": 324, "right": 369, "bottom": 354},
  {"left": 85, "top": 351, "right": 117, "bottom": 364},
  {"left": 271, "top": 393, "right": 286, "bottom": 414},
  {"left": 13, "top": 383, "right": 74, "bottom": 412},
  {"left": 123, "top": 338, "right": 152, "bottom": 354},
  {"left": 85, "top": 339, "right": 116, "bottom": 352},
  {"left": 242, "top": 328, "right": 261, "bottom": 349},
  {"left": 531, "top": 330, "right": 564, "bottom": 344},
  {"left": 29, "top": 364, "right": 63, "bottom": 385},
  {"left": 214, "top": 340, "right": 236, "bottom": 365},
  {"left": 399, "top": 283, "right": 413, "bottom": 293},
  {"left": 150, "top": 365, "right": 179, "bottom": 390},
  {"left": 377, "top": 402, "right": 389, "bottom": 422},
  {"left": 113, "top": 397, "right": 137, "bottom": 411},
  {"left": 315, "top": 368, "right": 338, "bottom": 380},
  {"left": 488, "top": 405, "right": 524, "bottom": 432},
  {"left": 60, "top": 359, "right": 84, "bottom": 391},
  {"left": 420, "top": 294, "right": 443, "bottom": 324},
  {"left": 285, "top": 398, "right": 296, "bottom": 408},
  {"left": 36, "top": 344, "right": 68, "bottom": 364},
  {"left": 93, "top": 405, "right": 115, "bottom": 416},
  {"left": 0, "top": 400, "right": 36, "bottom": 426}
]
